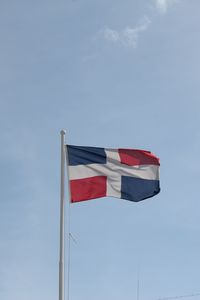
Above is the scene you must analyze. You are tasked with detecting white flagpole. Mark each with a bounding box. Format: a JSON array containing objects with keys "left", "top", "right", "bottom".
[{"left": 59, "top": 130, "right": 66, "bottom": 300}]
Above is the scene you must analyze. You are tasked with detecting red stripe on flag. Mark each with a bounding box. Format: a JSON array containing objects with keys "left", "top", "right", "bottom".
[
  {"left": 119, "top": 149, "right": 160, "bottom": 166},
  {"left": 70, "top": 176, "right": 107, "bottom": 203}
]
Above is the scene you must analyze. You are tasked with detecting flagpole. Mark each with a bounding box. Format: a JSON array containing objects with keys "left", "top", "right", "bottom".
[
  {"left": 59, "top": 130, "right": 66, "bottom": 300},
  {"left": 66, "top": 136, "right": 71, "bottom": 300}
]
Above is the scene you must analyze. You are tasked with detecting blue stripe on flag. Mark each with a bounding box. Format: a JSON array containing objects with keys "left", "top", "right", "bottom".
[
  {"left": 67, "top": 145, "right": 107, "bottom": 166},
  {"left": 121, "top": 176, "right": 160, "bottom": 202}
]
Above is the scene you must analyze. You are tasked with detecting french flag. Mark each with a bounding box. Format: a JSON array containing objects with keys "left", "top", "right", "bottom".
[{"left": 66, "top": 145, "right": 160, "bottom": 203}]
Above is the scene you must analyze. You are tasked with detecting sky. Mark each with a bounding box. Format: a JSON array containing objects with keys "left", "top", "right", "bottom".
[{"left": 1, "top": 0, "right": 200, "bottom": 300}]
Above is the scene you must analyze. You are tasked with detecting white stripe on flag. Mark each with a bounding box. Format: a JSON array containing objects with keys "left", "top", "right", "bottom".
[
  {"left": 105, "top": 149, "right": 121, "bottom": 198},
  {"left": 68, "top": 163, "right": 159, "bottom": 181}
]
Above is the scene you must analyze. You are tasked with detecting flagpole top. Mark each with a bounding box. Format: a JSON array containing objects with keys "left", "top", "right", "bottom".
[{"left": 60, "top": 130, "right": 66, "bottom": 136}]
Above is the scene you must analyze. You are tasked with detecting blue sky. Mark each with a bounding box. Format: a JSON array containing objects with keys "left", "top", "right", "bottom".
[{"left": 1, "top": 0, "right": 200, "bottom": 300}]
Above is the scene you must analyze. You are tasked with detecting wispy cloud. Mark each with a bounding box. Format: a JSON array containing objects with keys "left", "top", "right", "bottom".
[
  {"left": 102, "top": 16, "right": 151, "bottom": 49},
  {"left": 98, "top": 0, "right": 179, "bottom": 51},
  {"left": 104, "top": 28, "right": 120, "bottom": 43},
  {"left": 155, "top": 0, "right": 178, "bottom": 14}
]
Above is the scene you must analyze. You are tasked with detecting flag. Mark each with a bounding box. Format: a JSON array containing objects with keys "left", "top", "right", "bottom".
[{"left": 66, "top": 145, "right": 160, "bottom": 203}]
